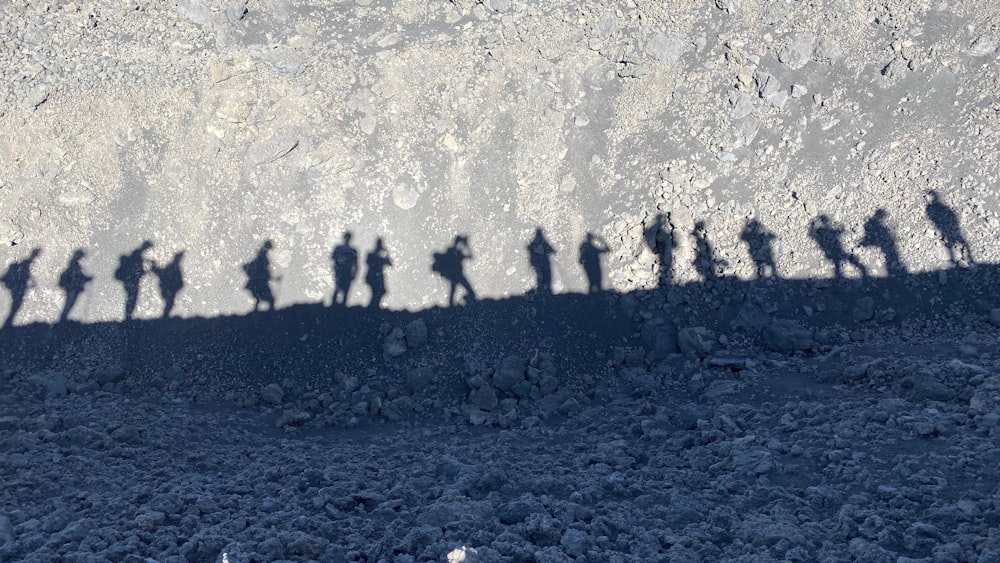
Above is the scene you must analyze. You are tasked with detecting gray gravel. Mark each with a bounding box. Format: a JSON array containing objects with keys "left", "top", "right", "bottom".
[{"left": 3, "top": 326, "right": 1000, "bottom": 562}]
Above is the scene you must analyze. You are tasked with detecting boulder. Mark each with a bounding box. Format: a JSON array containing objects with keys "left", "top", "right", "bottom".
[
  {"left": 677, "top": 327, "right": 715, "bottom": 358},
  {"left": 493, "top": 355, "right": 526, "bottom": 392},
  {"left": 642, "top": 320, "right": 679, "bottom": 361},
  {"left": 28, "top": 372, "right": 68, "bottom": 397},
  {"left": 260, "top": 383, "right": 284, "bottom": 406},
  {"left": 405, "top": 319, "right": 428, "bottom": 348},
  {"left": 852, "top": 297, "right": 874, "bottom": 322},
  {"left": 471, "top": 386, "right": 498, "bottom": 411},
  {"left": 383, "top": 327, "right": 407, "bottom": 358},
  {"left": 763, "top": 320, "right": 813, "bottom": 352}
]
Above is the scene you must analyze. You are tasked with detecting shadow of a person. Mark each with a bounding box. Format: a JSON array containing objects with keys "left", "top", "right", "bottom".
[
  {"left": 58, "top": 249, "right": 93, "bottom": 323},
  {"left": 1, "top": 248, "right": 41, "bottom": 329},
  {"left": 808, "top": 215, "right": 867, "bottom": 279},
  {"left": 115, "top": 241, "right": 153, "bottom": 321},
  {"left": 691, "top": 221, "right": 726, "bottom": 282},
  {"left": 331, "top": 231, "right": 358, "bottom": 307},
  {"left": 432, "top": 235, "right": 476, "bottom": 306},
  {"left": 527, "top": 228, "right": 556, "bottom": 295},
  {"left": 740, "top": 218, "right": 779, "bottom": 279},
  {"left": 644, "top": 212, "right": 675, "bottom": 286},
  {"left": 578, "top": 232, "right": 609, "bottom": 294},
  {"left": 151, "top": 251, "right": 185, "bottom": 318},
  {"left": 925, "top": 190, "right": 975, "bottom": 268},
  {"left": 365, "top": 237, "right": 392, "bottom": 309},
  {"left": 243, "top": 241, "right": 276, "bottom": 311},
  {"left": 859, "top": 208, "right": 907, "bottom": 277}
]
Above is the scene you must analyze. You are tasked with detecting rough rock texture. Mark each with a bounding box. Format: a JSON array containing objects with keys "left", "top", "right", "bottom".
[
  {"left": 3, "top": 332, "right": 1000, "bottom": 561},
  {"left": 678, "top": 326, "right": 715, "bottom": 358},
  {"left": 763, "top": 319, "right": 814, "bottom": 352}
]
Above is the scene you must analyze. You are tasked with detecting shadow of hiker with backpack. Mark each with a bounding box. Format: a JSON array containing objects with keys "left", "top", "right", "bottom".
[
  {"left": 858, "top": 208, "right": 907, "bottom": 277},
  {"left": 331, "top": 231, "right": 358, "bottom": 307},
  {"left": 116, "top": 241, "right": 152, "bottom": 321},
  {"left": 740, "top": 218, "right": 779, "bottom": 280},
  {"left": 2, "top": 248, "right": 41, "bottom": 329},
  {"left": 243, "top": 241, "right": 277, "bottom": 311},
  {"left": 432, "top": 235, "right": 477, "bottom": 306},
  {"left": 527, "top": 228, "right": 556, "bottom": 296},
  {"left": 151, "top": 251, "right": 185, "bottom": 319},
  {"left": 365, "top": 237, "right": 392, "bottom": 309},
  {"left": 59, "top": 249, "right": 93, "bottom": 323},
  {"left": 579, "top": 232, "right": 609, "bottom": 294},
  {"left": 691, "top": 221, "right": 728, "bottom": 283},
  {"left": 808, "top": 215, "right": 868, "bottom": 280},
  {"left": 925, "top": 190, "right": 975, "bottom": 268},
  {"left": 644, "top": 212, "right": 675, "bottom": 288}
]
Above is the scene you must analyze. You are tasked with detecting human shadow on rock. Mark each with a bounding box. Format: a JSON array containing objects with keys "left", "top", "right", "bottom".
[
  {"left": 58, "top": 249, "right": 93, "bottom": 323},
  {"left": 859, "top": 209, "right": 907, "bottom": 277},
  {"left": 151, "top": 251, "right": 185, "bottom": 319},
  {"left": 365, "top": 237, "right": 392, "bottom": 309},
  {"left": 644, "top": 213, "right": 675, "bottom": 286},
  {"left": 579, "top": 232, "right": 609, "bottom": 294},
  {"left": 116, "top": 241, "right": 153, "bottom": 321},
  {"left": 692, "top": 220, "right": 727, "bottom": 283},
  {"left": 3, "top": 195, "right": 1000, "bottom": 407},
  {"left": 740, "top": 218, "right": 780, "bottom": 280},
  {"left": 2, "top": 248, "right": 41, "bottom": 328},
  {"left": 926, "top": 190, "right": 975, "bottom": 268},
  {"left": 243, "top": 241, "right": 276, "bottom": 311},
  {"left": 432, "top": 235, "right": 477, "bottom": 306},
  {"left": 527, "top": 228, "right": 556, "bottom": 296},
  {"left": 809, "top": 215, "right": 867, "bottom": 279},
  {"left": 332, "top": 232, "right": 358, "bottom": 307}
]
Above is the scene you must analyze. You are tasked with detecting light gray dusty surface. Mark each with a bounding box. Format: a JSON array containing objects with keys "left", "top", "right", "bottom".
[{"left": 1, "top": 0, "right": 999, "bottom": 320}]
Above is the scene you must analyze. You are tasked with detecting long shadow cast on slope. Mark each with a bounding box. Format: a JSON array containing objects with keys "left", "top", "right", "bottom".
[{"left": 1, "top": 262, "right": 997, "bottom": 404}]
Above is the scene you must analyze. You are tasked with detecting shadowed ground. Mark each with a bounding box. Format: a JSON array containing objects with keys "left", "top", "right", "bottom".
[{"left": 3, "top": 262, "right": 997, "bottom": 403}]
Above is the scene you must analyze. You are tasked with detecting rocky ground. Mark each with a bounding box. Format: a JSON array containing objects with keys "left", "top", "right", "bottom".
[
  {"left": 4, "top": 321, "right": 1000, "bottom": 562},
  {"left": 3, "top": 0, "right": 1000, "bottom": 561}
]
